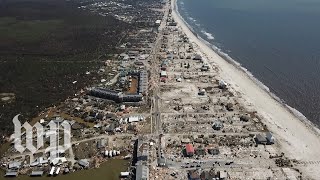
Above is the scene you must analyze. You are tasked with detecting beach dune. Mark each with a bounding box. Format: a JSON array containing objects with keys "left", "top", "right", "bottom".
[{"left": 172, "top": 0, "right": 320, "bottom": 178}]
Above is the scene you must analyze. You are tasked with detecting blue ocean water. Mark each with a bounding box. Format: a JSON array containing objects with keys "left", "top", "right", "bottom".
[{"left": 177, "top": 0, "right": 320, "bottom": 125}]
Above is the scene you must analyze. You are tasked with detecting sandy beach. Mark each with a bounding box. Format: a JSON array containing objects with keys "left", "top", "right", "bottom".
[{"left": 172, "top": 0, "right": 320, "bottom": 178}]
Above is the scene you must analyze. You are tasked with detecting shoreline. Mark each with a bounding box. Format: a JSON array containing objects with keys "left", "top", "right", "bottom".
[
  {"left": 172, "top": 0, "right": 320, "bottom": 178},
  {"left": 174, "top": 0, "right": 320, "bottom": 136}
]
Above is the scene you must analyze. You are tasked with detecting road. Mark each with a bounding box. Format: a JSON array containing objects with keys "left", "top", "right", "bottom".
[{"left": 147, "top": 1, "right": 170, "bottom": 165}]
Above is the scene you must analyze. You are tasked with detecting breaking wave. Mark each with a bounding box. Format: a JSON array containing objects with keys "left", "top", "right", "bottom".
[
  {"left": 201, "top": 30, "right": 214, "bottom": 40},
  {"left": 188, "top": 17, "right": 196, "bottom": 22}
]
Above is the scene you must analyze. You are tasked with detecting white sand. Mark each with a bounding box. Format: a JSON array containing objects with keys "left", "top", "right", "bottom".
[{"left": 171, "top": 0, "right": 320, "bottom": 178}]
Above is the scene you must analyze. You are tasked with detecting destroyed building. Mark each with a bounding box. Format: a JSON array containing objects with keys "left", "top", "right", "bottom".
[
  {"left": 134, "top": 138, "right": 149, "bottom": 180},
  {"left": 255, "top": 132, "right": 275, "bottom": 145},
  {"left": 136, "top": 162, "right": 149, "bottom": 180},
  {"left": 89, "top": 88, "right": 143, "bottom": 103},
  {"left": 136, "top": 139, "right": 149, "bottom": 162}
]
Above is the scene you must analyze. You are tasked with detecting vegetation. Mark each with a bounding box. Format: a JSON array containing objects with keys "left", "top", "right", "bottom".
[
  {"left": 0, "top": 17, "right": 63, "bottom": 43},
  {"left": 0, "top": 0, "right": 132, "bottom": 143}
]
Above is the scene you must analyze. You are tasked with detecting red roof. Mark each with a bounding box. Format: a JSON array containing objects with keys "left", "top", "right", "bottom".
[{"left": 186, "top": 144, "right": 194, "bottom": 153}]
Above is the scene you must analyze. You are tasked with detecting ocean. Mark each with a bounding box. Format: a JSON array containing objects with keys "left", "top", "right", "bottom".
[{"left": 177, "top": 0, "right": 320, "bottom": 126}]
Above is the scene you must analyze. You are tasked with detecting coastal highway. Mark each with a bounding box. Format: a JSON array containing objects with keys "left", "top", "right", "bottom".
[
  {"left": 148, "top": 1, "right": 170, "bottom": 165},
  {"left": 150, "top": 0, "right": 169, "bottom": 135}
]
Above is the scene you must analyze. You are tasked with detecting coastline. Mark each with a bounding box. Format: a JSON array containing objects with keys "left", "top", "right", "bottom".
[
  {"left": 174, "top": 0, "right": 320, "bottom": 135},
  {"left": 172, "top": 0, "right": 320, "bottom": 178}
]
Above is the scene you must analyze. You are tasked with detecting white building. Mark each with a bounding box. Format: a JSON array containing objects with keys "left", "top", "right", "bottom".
[
  {"left": 155, "top": 20, "right": 161, "bottom": 25},
  {"left": 160, "top": 71, "right": 167, "bottom": 77},
  {"left": 49, "top": 167, "right": 55, "bottom": 176},
  {"left": 219, "top": 80, "right": 227, "bottom": 89},
  {"left": 127, "top": 115, "right": 144, "bottom": 123},
  {"left": 120, "top": 172, "right": 130, "bottom": 177}
]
